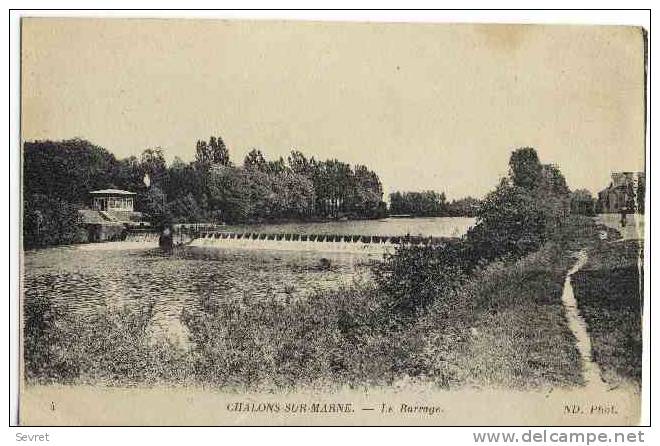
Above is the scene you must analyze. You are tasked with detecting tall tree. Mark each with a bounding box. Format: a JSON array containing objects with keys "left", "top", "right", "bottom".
[
  {"left": 23, "top": 139, "right": 120, "bottom": 205},
  {"left": 287, "top": 150, "right": 313, "bottom": 176},
  {"left": 209, "top": 136, "right": 231, "bottom": 166},
  {"left": 243, "top": 148, "right": 268, "bottom": 172},
  {"left": 509, "top": 147, "right": 543, "bottom": 190},
  {"left": 570, "top": 189, "right": 596, "bottom": 216},
  {"left": 196, "top": 135, "right": 231, "bottom": 168},
  {"left": 140, "top": 147, "right": 167, "bottom": 185},
  {"left": 266, "top": 156, "right": 288, "bottom": 175},
  {"left": 467, "top": 147, "right": 571, "bottom": 263}
]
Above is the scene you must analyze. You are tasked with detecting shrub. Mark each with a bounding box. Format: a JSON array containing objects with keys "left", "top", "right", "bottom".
[
  {"left": 24, "top": 293, "right": 190, "bottom": 385},
  {"left": 180, "top": 285, "right": 400, "bottom": 389},
  {"left": 23, "top": 194, "right": 87, "bottom": 249},
  {"left": 372, "top": 239, "right": 469, "bottom": 321},
  {"left": 465, "top": 148, "right": 570, "bottom": 264},
  {"left": 465, "top": 180, "right": 549, "bottom": 262}
]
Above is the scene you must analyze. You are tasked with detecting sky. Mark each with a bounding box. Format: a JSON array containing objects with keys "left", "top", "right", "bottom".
[{"left": 21, "top": 18, "right": 646, "bottom": 200}]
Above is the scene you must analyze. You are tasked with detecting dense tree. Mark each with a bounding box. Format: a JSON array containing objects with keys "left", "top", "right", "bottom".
[
  {"left": 141, "top": 185, "right": 171, "bottom": 228},
  {"left": 287, "top": 150, "right": 314, "bottom": 176},
  {"left": 541, "top": 164, "right": 571, "bottom": 197},
  {"left": 389, "top": 191, "right": 447, "bottom": 216},
  {"left": 266, "top": 156, "right": 287, "bottom": 175},
  {"left": 446, "top": 197, "right": 481, "bottom": 217},
  {"left": 209, "top": 136, "right": 231, "bottom": 166},
  {"left": 376, "top": 147, "right": 573, "bottom": 319},
  {"left": 267, "top": 172, "right": 316, "bottom": 219},
  {"left": 465, "top": 178, "right": 549, "bottom": 260},
  {"left": 350, "top": 165, "right": 383, "bottom": 217},
  {"left": 195, "top": 136, "right": 231, "bottom": 168},
  {"left": 637, "top": 177, "right": 646, "bottom": 214},
  {"left": 570, "top": 189, "right": 596, "bottom": 216},
  {"left": 23, "top": 194, "right": 87, "bottom": 248},
  {"left": 243, "top": 148, "right": 268, "bottom": 172},
  {"left": 112, "top": 155, "right": 143, "bottom": 193},
  {"left": 206, "top": 166, "right": 255, "bottom": 223},
  {"left": 140, "top": 147, "right": 168, "bottom": 184},
  {"left": 23, "top": 139, "right": 120, "bottom": 205},
  {"left": 23, "top": 138, "right": 387, "bottom": 246},
  {"left": 389, "top": 192, "right": 480, "bottom": 217},
  {"left": 466, "top": 147, "right": 570, "bottom": 263},
  {"left": 509, "top": 147, "right": 543, "bottom": 190},
  {"left": 167, "top": 193, "right": 205, "bottom": 223}
]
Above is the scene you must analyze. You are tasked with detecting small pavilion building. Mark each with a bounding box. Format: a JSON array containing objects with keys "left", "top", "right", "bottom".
[
  {"left": 79, "top": 188, "right": 150, "bottom": 242},
  {"left": 90, "top": 189, "right": 136, "bottom": 212}
]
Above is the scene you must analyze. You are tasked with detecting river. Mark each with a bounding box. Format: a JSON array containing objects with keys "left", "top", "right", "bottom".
[{"left": 23, "top": 217, "right": 475, "bottom": 346}]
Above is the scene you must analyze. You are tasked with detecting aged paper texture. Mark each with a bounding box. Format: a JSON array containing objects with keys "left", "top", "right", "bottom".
[{"left": 20, "top": 18, "right": 646, "bottom": 426}]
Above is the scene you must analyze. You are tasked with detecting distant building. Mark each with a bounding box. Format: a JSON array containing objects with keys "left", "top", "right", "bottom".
[
  {"left": 597, "top": 172, "right": 645, "bottom": 214},
  {"left": 90, "top": 189, "right": 136, "bottom": 212},
  {"left": 79, "top": 189, "right": 150, "bottom": 241}
]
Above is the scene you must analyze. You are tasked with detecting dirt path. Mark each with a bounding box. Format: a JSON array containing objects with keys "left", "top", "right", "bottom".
[{"left": 561, "top": 250, "right": 607, "bottom": 390}]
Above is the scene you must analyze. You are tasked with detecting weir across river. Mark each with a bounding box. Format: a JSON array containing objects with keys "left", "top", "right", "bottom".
[
  {"left": 124, "top": 223, "right": 456, "bottom": 254},
  {"left": 189, "top": 231, "right": 452, "bottom": 254}
]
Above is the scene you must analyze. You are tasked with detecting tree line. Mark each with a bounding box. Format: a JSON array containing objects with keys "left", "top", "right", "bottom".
[
  {"left": 389, "top": 191, "right": 481, "bottom": 217},
  {"left": 22, "top": 137, "right": 387, "bottom": 247}
]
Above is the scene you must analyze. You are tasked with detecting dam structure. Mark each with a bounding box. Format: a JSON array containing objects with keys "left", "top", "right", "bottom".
[
  {"left": 187, "top": 230, "right": 451, "bottom": 254},
  {"left": 123, "top": 225, "right": 454, "bottom": 254}
]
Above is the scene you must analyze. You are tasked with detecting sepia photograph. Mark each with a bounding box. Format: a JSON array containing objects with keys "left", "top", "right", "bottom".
[{"left": 16, "top": 16, "right": 647, "bottom": 426}]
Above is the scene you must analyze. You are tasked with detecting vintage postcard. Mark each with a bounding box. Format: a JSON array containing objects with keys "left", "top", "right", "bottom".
[{"left": 18, "top": 18, "right": 647, "bottom": 426}]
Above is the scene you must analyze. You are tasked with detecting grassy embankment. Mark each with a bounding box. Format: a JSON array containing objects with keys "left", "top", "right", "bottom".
[
  {"left": 25, "top": 218, "right": 611, "bottom": 390},
  {"left": 571, "top": 237, "right": 644, "bottom": 387},
  {"left": 423, "top": 216, "right": 613, "bottom": 389}
]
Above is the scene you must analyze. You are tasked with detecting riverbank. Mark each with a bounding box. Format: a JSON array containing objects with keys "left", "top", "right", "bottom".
[
  {"left": 24, "top": 217, "right": 620, "bottom": 391},
  {"left": 437, "top": 242, "right": 583, "bottom": 389}
]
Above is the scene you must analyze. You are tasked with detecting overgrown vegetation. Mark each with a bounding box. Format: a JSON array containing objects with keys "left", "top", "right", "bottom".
[
  {"left": 22, "top": 194, "right": 88, "bottom": 248},
  {"left": 24, "top": 294, "right": 189, "bottom": 385},
  {"left": 409, "top": 241, "right": 583, "bottom": 388}
]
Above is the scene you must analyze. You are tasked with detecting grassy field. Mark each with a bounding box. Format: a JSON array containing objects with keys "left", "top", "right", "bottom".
[{"left": 571, "top": 239, "right": 644, "bottom": 386}]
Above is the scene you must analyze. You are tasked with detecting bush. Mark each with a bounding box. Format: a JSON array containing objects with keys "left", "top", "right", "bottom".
[
  {"left": 180, "top": 285, "right": 401, "bottom": 389},
  {"left": 24, "top": 293, "right": 189, "bottom": 385},
  {"left": 464, "top": 148, "right": 570, "bottom": 264},
  {"left": 372, "top": 239, "right": 469, "bottom": 320},
  {"left": 465, "top": 180, "right": 549, "bottom": 262},
  {"left": 23, "top": 194, "right": 87, "bottom": 249}
]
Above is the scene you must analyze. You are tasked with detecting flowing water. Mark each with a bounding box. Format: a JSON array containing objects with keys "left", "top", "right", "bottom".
[{"left": 23, "top": 217, "right": 475, "bottom": 345}]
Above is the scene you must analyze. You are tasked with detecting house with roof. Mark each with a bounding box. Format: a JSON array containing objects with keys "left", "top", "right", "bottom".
[
  {"left": 78, "top": 189, "right": 150, "bottom": 241},
  {"left": 597, "top": 172, "right": 645, "bottom": 214}
]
